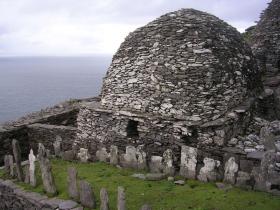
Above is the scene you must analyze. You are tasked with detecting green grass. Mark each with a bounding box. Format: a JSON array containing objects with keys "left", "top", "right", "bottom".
[{"left": 1, "top": 159, "right": 280, "bottom": 210}]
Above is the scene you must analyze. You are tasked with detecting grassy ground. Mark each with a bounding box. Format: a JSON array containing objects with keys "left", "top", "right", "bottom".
[{"left": 1, "top": 159, "right": 280, "bottom": 210}]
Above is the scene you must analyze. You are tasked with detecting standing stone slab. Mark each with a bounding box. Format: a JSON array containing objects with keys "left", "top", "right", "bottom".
[
  {"left": 38, "top": 143, "right": 57, "bottom": 195},
  {"left": 149, "top": 156, "right": 163, "bottom": 173},
  {"left": 8, "top": 155, "right": 15, "bottom": 177},
  {"left": 141, "top": 204, "right": 152, "bottom": 210},
  {"left": 236, "top": 171, "right": 251, "bottom": 189},
  {"left": 179, "top": 146, "right": 198, "bottom": 179},
  {"left": 29, "top": 149, "right": 36, "bottom": 187},
  {"left": 4, "top": 155, "right": 10, "bottom": 175},
  {"left": 24, "top": 165, "right": 30, "bottom": 184},
  {"left": 163, "top": 149, "right": 175, "bottom": 176},
  {"left": 53, "top": 136, "right": 62, "bottom": 157},
  {"left": 79, "top": 180, "right": 96, "bottom": 209},
  {"left": 67, "top": 167, "right": 79, "bottom": 201},
  {"left": 100, "top": 187, "right": 109, "bottom": 210},
  {"left": 96, "top": 147, "right": 109, "bottom": 162},
  {"left": 117, "top": 186, "right": 126, "bottom": 210},
  {"left": 136, "top": 145, "right": 147, "bottom": 170},
  {"left": 198, "top": 157, "right": 221, "bottom": 182},
  {"left": 110, "top": 145, "right": 119, "bottom": 165},
  {"left": 223, "top": 157, "right": 238, "bottom": 184},
  {"left": 121, "top": 146, "right": 137, "bottom": 169},
  {"left": 77, "top": 148, "right": 90, "bottom": 163},
  {"left": 12, "top": 139, "right": 24, "bottom": 181}
]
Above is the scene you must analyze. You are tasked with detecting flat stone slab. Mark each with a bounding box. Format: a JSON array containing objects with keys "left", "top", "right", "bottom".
[
  {"left": 59, "top": 200, "right": 79, "bottom": 209},
  {"left": 174, "top": 180, "right": 185, "bottom": 185},
  {"left": 146, "top": 173, "right": 166, "bottom": 181},
  {"left": 40, "top": 197, "right": 66, "bottom": 208},
  {"left": 131, "top": 173, "right": 146, "bottom": 180},
  {"left": 247, "top": 151, "right": 264, "bottom": 160}
]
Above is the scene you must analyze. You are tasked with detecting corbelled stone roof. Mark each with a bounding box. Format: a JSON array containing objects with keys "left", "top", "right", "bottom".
[
  {"left": 101, "top": 9, "right": 261, "bottom": 123},
  {"left": 251, "top": 0, "right": 280, "bottom": 76}
]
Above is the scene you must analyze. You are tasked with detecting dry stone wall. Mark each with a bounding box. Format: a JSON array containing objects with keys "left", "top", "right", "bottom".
[
  {"left": 27, "top": 123, "right": 77, "bottom": 154},
  {"left": 0, "top": 179, "right": 79, "bottom": 210}
]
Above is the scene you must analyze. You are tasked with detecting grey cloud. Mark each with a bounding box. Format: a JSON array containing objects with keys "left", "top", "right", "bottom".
[{"left": 0, "top": 0, "right": 272, "bottom": 56}]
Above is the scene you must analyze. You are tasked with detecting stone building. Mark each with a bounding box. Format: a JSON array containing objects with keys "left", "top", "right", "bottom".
[
  {"left": 1, "top": 6, "right": 279, "bottom": 195},
  {"left": 75, "top": 9, "right": 263, "bottom": 172},
  {"left": 251, "top": 0, "right": 280, "bottom": 119}
]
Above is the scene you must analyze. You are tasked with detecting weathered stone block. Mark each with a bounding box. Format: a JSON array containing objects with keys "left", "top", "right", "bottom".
[
  {"left": 198, "top": 157, "right": 220, "bottom": 182},
  {"left": 162, "top": 149, "right": 175, "bottom": 176},
  {"left": 179, "top": 146, "right": 197, "bottom": 179},
  {"left": 38, "top": 143, "right": 57, "bottom": 196},
  {"left": 110, "top": 145, "right": 119, "bottom": 165},
  {"left": 77, "top": 148, "right": 90, "bottom": 163},
  {"left": 96, "top": 147, "right": 109, "bottom": 162},
  {"left": 117, "top": 186, "right": 126, "bottom": 210},
  {"left": 67, "top": 167, "right": 79, "bottom": 201},
  {"left": 149, "top": 156, "right": 163, "bottom": 173},
  {"left": 79, "top": 180, "right": 96, "bottom": 209},
  {"left": 12, "top": 139, "right": 24, "bottom": 181},
  {"left": 120, "top": 146, "right": 138, "bottom": 169},
  {"left": 223, "top": 157, "right": 238, "bottom": 184}
]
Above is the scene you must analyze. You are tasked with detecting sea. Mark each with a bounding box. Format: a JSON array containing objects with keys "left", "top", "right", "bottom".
[{"left": 0, "top": 56, "right": 112, "bottom": 123}]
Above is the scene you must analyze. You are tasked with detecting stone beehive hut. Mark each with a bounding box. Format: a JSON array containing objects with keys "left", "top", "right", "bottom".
[
  {"left": 76, "top": 9, "right": 261, "bottom": 152},
  {"left": 101, "top": 9, "right": 261, "bottom": 122},
  {"left": 251, "top": 0, "right": 280, "bottom": 119},
  {"left": 251, "top": 0, "right": 280, "bottom": 77},
  {"left": 75, "top": 9, "right": 262, "bottom": 178}
]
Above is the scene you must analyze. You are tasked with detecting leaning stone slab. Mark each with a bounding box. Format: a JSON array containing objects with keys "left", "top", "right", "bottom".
[
  {"left": 179, "top": 146, "right": 197, "bottom": 179},
  {"left": 38, "top": 143, "right": 57, "bottom": 196},
  {"left": 223, "top": 157, "right": 238, "bottom": 184},
  {"left": 198, "top": 157, "right": 220, "bottom": 182},
  {"left": 8, "top": 155, "right": 15, "bottom": 177},
  {"left": 79, "top": 180, "right": 96, "bottom": 209},
  {"left": 67, "top": 167, "right": 79, "bottom": 201},
  {"left": 77, "top": 148, "right": 90, "bottom": 163},
  {"left": 149, "top": 156, "right": 163, "bottom": 173},
  {"left": 110, "top": 145, "right": 119, "bottom": 165},
  {"left": 100, "top": 188, "right": 109, "bottom": 210},
  {"left": 4, "top": 155, "right": 10, "bottom": 175},
  {"left": 117, "top": 186, "right": 126, "bottom": 210},
  {"left": 96, "top": 147, "right": 109, "bottom": 162},
  {"left": 12, "top": 139, "right": 24, "bottom": 181},
  {"left": 163, "top": 149, "right": 175, "bottom": 176}
]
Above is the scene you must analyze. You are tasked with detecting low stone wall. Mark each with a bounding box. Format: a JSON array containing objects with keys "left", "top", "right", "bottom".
[
  {"left": 0, "top": 126, "right": 29, "bottom": 165},
  {"left": 27, "top": 123, "right": 77, "bottom": 154},
  {"left": 0, "top": 179, "right": 79, "bottom": 210}
]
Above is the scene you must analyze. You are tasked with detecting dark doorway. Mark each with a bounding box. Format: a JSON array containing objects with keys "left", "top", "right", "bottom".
[{"left": 126, "top": 120, "right": 139, "bottom": 137}]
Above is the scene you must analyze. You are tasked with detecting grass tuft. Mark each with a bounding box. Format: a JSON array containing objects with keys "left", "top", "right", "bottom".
[{"left": 0, "top": 159, "right": 280, "bottom": 210}]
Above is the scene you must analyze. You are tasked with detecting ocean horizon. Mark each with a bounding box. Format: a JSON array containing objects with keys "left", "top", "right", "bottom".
[{"left": 0, "top": 55, "right": 112, "bottom": 123}]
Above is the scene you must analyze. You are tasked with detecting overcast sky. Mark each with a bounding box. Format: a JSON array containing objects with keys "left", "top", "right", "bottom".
[{"left": 0, "top": 0, "right": 271, "bottom": 56}]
